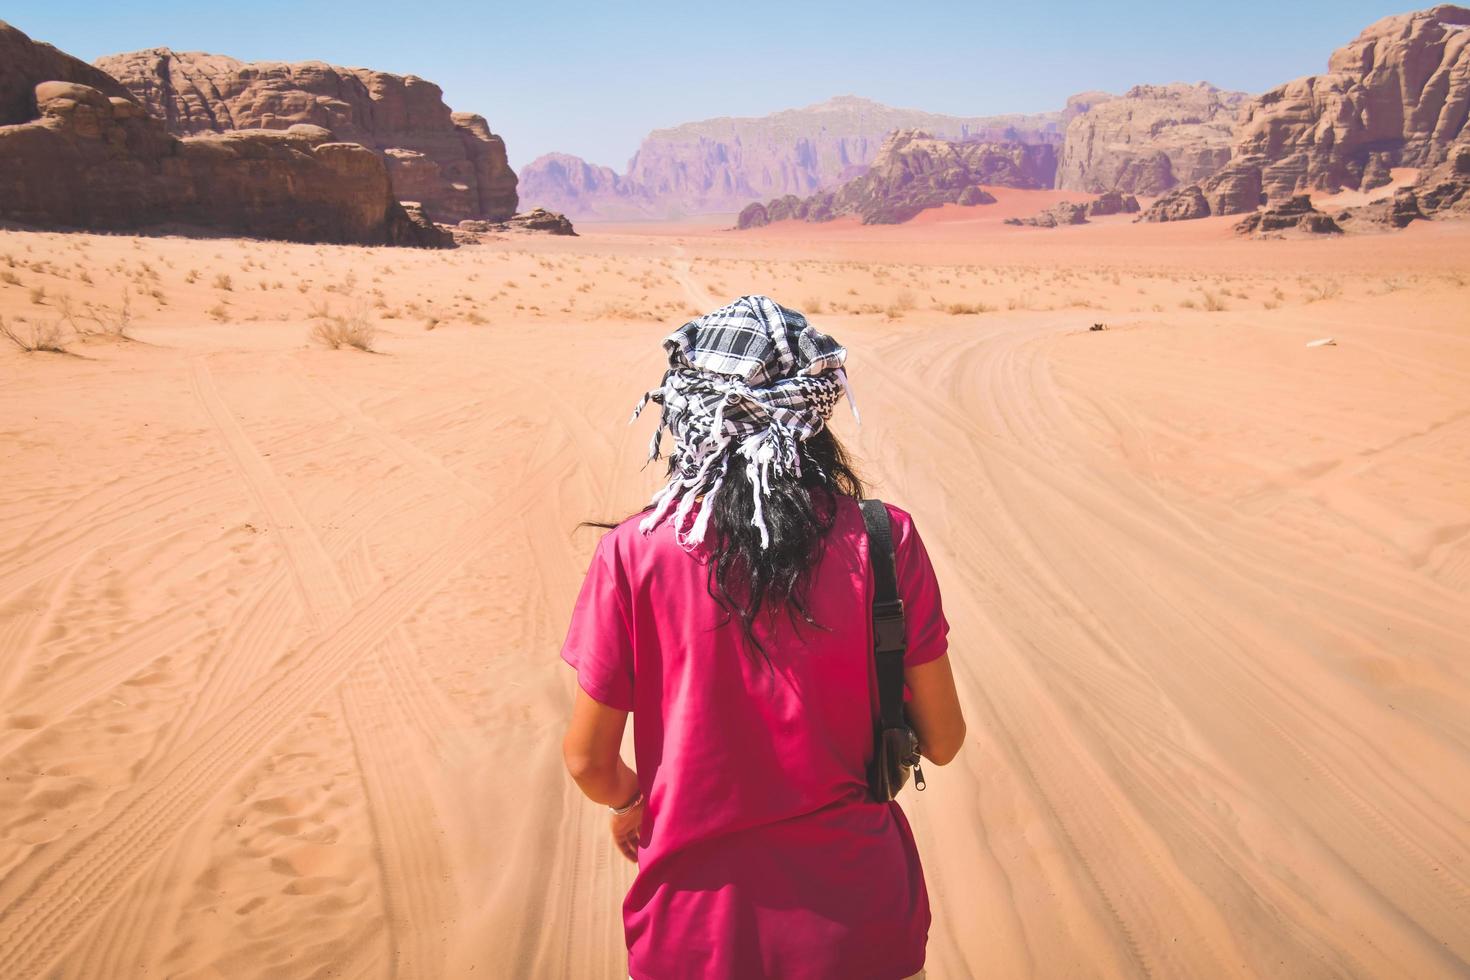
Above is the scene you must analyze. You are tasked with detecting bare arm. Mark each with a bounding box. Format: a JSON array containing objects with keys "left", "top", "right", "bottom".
[
  {"left": 905, "top": 653, "right": 966, "bottom": 765},
  {"left": 562, "top": 687, "right": 640, "bottom": 808}
]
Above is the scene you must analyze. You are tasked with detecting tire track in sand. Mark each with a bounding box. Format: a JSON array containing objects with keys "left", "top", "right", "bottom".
[{"left": 0, "top": 360, "right": 574, "bottom": 979}]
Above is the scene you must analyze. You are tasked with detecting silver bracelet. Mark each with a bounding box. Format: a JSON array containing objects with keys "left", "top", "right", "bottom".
[{"left": 609, "top": 791, "right": 643, "bottom": 815}]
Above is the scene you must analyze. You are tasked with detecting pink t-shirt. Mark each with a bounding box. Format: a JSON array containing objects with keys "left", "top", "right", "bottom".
[{"left": 560, "top": 494, "right": 950, "bottom": 979}]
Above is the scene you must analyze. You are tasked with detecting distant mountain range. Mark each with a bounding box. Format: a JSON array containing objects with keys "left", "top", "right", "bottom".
[{"left": 518, "top": 95, "right": 1078, "bottom": 220}]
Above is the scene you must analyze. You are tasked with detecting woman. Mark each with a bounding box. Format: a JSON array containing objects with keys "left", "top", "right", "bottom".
[{"left": 560, "top": 295, "right": 966, "bottom": 979}]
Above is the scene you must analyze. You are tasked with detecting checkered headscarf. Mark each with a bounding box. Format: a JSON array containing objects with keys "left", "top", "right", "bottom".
[{"left": 630, "top": 295, "right": 860, "bottom": 549}]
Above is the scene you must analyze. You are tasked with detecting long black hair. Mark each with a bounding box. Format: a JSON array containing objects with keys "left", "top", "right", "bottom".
[{"left": 581, "top": 427, "right": 866, "bottom": 668}]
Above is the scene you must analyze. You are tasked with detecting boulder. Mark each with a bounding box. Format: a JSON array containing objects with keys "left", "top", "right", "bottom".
[
  {"left": 1057, "top": 82, "right": 1248, "bottom": 194},
  {"left": 1005, "top": 192, "right": 1140, "bottom": 228},
  {"left": 1235, "top": 195, "right": 1342, "bottom": 235},
  {"left": 1138, "top": 185, "right": 1212, "bottom": 222},
  {"left": 736, "top": 201, "right": 770, "bottom": 230},
  {"left": 94, "top": 47, "right": 517, "bottom": 222},
  {"left": 0, "top": 23, "right": 449, "bottom": 247},
  {"left": 1233, "top": 6, "right": 1470, "bottom": 199},
  {"left": 502, "top": 207, "right": 577, "bottom": 235},
  {"left": 1086, "top": 190, "right": 1141, "bottom": 216},
  {"left": 1005, "top": 202, "right": 1089, "bottom": 227}
]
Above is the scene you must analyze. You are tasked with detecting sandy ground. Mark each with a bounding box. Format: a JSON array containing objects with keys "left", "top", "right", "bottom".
[{"left": 1, "top": 189, "right": 1468, "bottom": 978}]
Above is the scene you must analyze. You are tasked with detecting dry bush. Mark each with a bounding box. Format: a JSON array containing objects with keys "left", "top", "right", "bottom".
[
  {"left": 84, "top": 290, "right": 134, "bottom": 339},
  {"left": 212, "top": 273, "right": 233, "bottom": 291},
  {"left": 1, "top": 315, "right": 67, "bottom": 353},
  {"left": 29, "top": 285, "right": 46, "bottom": 305},
  {"left": 1303, "top": 279, "right": 1341, "bottom": 303},
  {"left": 311, "top": 300, "right": 377, "bottom": 351},
  {"left": 208, "top": 303, "right": 230, "bottom": 322},
  {"left": 946, "top": 302, "right": 993, "bottom": 315},
  {"left": 804, "top": 296, "right": 825, "bottom": 314},
  {"left": 1201, "top": 290, "right": 1227, "bottom": 312}
]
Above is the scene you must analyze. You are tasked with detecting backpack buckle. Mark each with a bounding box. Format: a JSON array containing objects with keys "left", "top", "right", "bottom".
[{"left": 872, "top": 598, "right": 906, "bottom": 653}]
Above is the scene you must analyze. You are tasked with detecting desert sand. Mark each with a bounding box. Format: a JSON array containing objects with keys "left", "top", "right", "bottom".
[{"left": 1, "top": 189, "right": 1468, "bottom": 978}]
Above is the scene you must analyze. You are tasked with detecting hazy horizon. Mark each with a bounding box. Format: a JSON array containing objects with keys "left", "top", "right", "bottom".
[{"left": 8, "top": 0, "right": 1418, "bottom": 171}]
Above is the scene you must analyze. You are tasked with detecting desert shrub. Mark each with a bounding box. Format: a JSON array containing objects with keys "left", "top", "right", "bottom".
[
  {"left": 1304, "top": 280, "right": 1341, "bottom": 302},
  {"left": 1, "top": 315, "right": 67, "bottom": 353},
  {"left": 946, "top": 302, "right": 992, "bottom": 315},
  {"left": 1201, "top": 290, "right": 1227, "bottom": 312},
  {"left": 212, "top": 273, "right": 233, "bottom": 291},
  {"left": 804, "top": 296, "right": 825, "bottom": 315},
  {"left": 311, "top": 300, "right": 377, "bottom": 351}
]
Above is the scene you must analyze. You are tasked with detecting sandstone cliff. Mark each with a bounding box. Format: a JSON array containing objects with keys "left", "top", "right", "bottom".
[
  {"left": 1233, "top": 5, "right": 1470, "bottom": 198},
  {"left": 1057, "top": 82, "right": 1248, "bottom": 194},
  {"left": 738, "top": 129, "right": 1055, "bottom": 227},
  {"left": 523, "top": 95, "right": 1067, "bottom": 219},
  {"left": 0, "top": 23, "right": 447, "bottom": 247},
  {"left": 94, "top": 47, "right": 517, "bottom": 222}
]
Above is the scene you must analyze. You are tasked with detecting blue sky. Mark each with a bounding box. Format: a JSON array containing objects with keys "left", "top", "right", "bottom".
[{"left": 10, "top": 1, "right": 1405, "bottom": 172}]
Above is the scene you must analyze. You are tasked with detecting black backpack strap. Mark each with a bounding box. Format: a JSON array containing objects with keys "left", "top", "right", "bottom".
[{"left": 860, "top": 499, "right": 907, "bottom": 731}]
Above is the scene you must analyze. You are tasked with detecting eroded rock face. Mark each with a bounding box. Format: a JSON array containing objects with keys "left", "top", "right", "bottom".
[
  {"left": 527, "top": 95, "right": 1068, "bottom": 220},
  {"left": 1411, "top": 141, "right": 1470, "bottom": 215},
  {"left": 1057, "top": 82, "right": 1248, "bottom": 194},
  {"left": 1199, "top": 159, "right": 1266, "bottom": 215},
  {"left": 1233, "top": 5, "right": 1470, "bottom": 198},
  {"left": 1, "top": 19, "right": 132, "bottom": 125},
  {"left": 94, "top": 47, "right": 517, "bottom": 222},
  {"left": 0, "top": 25, "right": 445, "bottom": 246},
  {"left": 738, "top": 129, "right": 1051, "bottom": 227}
]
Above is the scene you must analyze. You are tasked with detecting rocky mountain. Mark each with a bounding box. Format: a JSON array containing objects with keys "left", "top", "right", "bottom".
[
  {"left": 517, "top": 152, "right": 653, "bottom": 221},
  {"left": 1233, "top": 5, "right": 1470, "bottom": 198},
  {"left": 94, "top": 47, "right": 517, "bottom": 223},
  {"left": 738, "top": 129, "right": 1056, "bottom": 227},
  {"left": 0, "top": 21, "right": 446, "bottom": 246},
  {"left": 1057, "top": 83, "right": 1249, "bottom": 195},
  {"left": 521, "top": 95, "right": 1067, "bottom": 219}
]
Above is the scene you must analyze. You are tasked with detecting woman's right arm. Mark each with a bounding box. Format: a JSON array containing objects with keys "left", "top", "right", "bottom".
[{"left": 905, "top": 653, "right": 966, "bottom": 765}]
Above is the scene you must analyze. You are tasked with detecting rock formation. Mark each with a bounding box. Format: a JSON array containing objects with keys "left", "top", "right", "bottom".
[
  {"left": 1335, "top": 187, "right": 1428, "bottom": 229},
  {"left": 1005, "top": 191, "right": 1140, "bottom": 227},
  {"left": 1136, "top": 159, "right": 1265, "bottom": 222},
  {"left": 1057, "top": 83, "right": 1248, "bottom": 194},
  {"left": 1414, "top": 141, "right": 1470, "bottom": 215},
  {"left": 738, "top": 130, "right": 1055, "bottom": 227},
  {"left": 0, "top": 23, "right": 447, "bottom": 247},
  {"left": 1233, "top": 5, "right": 1470, "bottom": 199},
  {"left": 524, "top": 95, "right": 1068, "bottom": 220},
  {"left": 1234, "top": 195, "right": 1342, "bottom": 235},
  {"left": 94, "top": 47, "right": 517, "bottom": 223}
]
